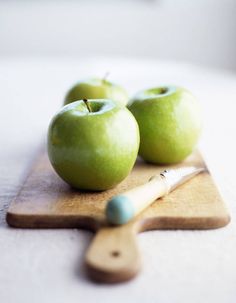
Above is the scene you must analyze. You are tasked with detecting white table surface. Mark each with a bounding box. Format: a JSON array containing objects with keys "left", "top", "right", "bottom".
[{"left": 0, "top": 57, "right": 236, "bottom": 303}]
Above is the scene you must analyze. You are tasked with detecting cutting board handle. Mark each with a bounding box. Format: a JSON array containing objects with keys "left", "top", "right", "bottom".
[{"left": 85, "top": 224, "right": 141, "bottom": 283}]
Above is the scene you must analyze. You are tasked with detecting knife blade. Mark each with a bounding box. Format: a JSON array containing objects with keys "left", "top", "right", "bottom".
[{"left": 106, "top": 166, "right": 205, "bottom": 225}]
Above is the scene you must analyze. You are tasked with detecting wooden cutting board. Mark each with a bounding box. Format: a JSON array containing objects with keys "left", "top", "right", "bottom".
[{"left": 7, "top": 148, "right": 230, "bottom": 283}]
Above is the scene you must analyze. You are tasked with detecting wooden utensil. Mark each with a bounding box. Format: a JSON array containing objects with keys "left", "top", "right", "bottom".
[
  {"left": 106, "top": 166, "right": 205, "bottom": 225},
  {"left": 7, "top": 148, "right": 230, "bottom": 283}
]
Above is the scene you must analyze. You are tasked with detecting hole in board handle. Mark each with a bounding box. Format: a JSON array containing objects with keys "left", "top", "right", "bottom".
[{"left": 111, "top": 251, "right": 120, "bottom": 257}]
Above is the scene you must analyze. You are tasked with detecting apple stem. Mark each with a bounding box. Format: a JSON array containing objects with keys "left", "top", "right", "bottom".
[
  {"left": 159, "top": 87, "right": 168, "bottom": 94},
  {"left": 83, "top": 99, "right": 92, "bottom": 113}
]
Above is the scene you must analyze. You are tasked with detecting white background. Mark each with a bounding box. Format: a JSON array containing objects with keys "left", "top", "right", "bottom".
[{"left": 1, "top": 0, "right": 236, "bottom": 70}]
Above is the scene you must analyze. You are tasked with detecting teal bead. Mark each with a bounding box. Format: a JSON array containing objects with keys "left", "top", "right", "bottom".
[{"left": 106, "top": 195, "right": 134, "bottom": 225}]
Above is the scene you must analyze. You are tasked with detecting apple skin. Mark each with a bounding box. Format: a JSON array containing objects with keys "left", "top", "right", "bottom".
[
  {"left": 48, "top": 99, "right": 139, "bottom": 191},
  {"left": 128, "top": 86, "right": 202, "bottom": 164},
  {"left": 64, "top": 78, "right": 129, "bottom": 107}
]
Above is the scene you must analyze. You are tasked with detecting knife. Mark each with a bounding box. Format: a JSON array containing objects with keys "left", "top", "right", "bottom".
[{"left": 106, "top": 166, "right": 205, "bottom": 225}]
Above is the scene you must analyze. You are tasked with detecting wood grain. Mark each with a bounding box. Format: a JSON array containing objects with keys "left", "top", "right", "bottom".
[{"left": 6, "top": 149, "right": 230, "bottom": 283}]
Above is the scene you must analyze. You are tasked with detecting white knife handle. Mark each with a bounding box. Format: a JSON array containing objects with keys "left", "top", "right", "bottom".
[{"left": 105, "top": 176, "right": 168, "bottom": 225}]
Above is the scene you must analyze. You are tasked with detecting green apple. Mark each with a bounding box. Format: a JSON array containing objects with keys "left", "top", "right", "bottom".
[
  {"left": 48, "top": 99, "right": 139, "bottom": 191},
  {"left": 64, "top": 78, "right": 129, "bottom": 107},
  {"left": 128, "top": 86, "right": 202, "bottom": 164}
]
